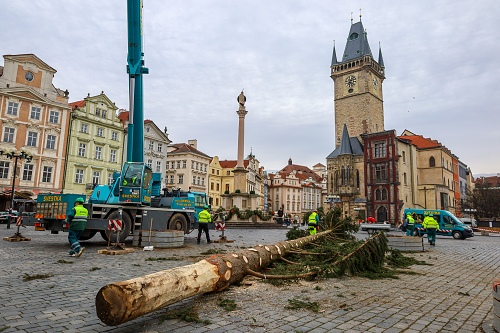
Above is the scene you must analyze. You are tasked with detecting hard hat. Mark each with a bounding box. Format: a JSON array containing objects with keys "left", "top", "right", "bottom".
[
  {"left": 313, "top": 209, "right": 318, "bottom": 212},
  {"left": 428, "top": 213, "right": 433, "bottom": 217},
  {"left": 75, "top": 198, "right": 85, "bottom": 203},
  {"left": 204, "top": 205, "right": 209, "bottom": 209}
]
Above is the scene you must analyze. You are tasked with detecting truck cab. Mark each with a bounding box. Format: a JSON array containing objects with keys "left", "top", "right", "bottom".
[{"left": 404, "top": 208, "right": 474, "bottom": 240}]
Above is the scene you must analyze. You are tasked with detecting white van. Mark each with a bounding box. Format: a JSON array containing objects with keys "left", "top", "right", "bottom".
[{"left": 459, "top": 217, "right": 477, "bottom": 228}]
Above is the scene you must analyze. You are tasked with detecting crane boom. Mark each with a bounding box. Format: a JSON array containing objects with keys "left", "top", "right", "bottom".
[{"left": 126, "top": 0, "right": 148, "bottom": 163}]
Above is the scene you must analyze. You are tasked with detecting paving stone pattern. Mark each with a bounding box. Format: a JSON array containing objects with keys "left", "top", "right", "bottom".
[{"left": 0, "top": 226, "right": 498, "bottom": 332}]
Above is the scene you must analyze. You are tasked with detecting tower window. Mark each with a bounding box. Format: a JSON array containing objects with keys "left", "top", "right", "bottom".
[{"left": 349, "top": 32, "right": 359, "bottom": 40}]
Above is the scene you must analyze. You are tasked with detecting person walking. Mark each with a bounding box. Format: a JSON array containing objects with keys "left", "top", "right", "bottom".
[
  {"left": 67, "top": 197, "right": 88, "bottom": 257},
  {"left": 422, "top": 213, "right": 439, "bottom": 246},
  {"left": 405, "top": 213, "right": 415, "bottom": 236},
  {"left": 197, "top": 205, "right": 212, "bottom": 244},
  {"left": 308, "top": 209, "right": 319, "bottom": 235}
]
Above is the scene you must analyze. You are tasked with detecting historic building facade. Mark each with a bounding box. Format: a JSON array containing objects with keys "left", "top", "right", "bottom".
[
  {"left": 66, "top": 93, "right": 124, "bottom": 194},
  {"left": 166, "top": 139, "right": 211, "bottom": 194},
  {"left": 0, "top": 54, "right": 71, "bottom": 209}
]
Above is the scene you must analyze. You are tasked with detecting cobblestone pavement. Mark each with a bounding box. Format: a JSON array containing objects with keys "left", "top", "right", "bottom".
[{"left": 0, "top": 225, "right": 498, "bottom": 333}]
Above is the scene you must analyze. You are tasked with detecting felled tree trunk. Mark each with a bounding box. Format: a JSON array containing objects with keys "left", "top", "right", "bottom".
[{"left": 96, "top": 230, "right": 332, "bottom": 326}]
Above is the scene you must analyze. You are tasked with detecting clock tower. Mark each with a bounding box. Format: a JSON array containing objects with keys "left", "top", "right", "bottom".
[{"left": 331, "top": 19, "right": 385, "bottom": 146}]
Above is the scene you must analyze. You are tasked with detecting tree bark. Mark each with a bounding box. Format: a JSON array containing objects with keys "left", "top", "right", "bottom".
[{"left": 96, "top": 230, "right": 332, "bottom": 326}]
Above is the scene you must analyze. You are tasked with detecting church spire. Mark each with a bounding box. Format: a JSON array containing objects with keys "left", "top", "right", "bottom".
[
  {"left": 341, "top": 20, "right": 373, "bottom": 63},
  {"left": 331, "top": 40, "right": 338, "bottom": 66},
  {"left": 378, "top": 42, "right": 385, "bottom": 68}
]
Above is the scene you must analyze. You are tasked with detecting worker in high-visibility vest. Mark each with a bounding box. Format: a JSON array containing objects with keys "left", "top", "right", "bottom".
[
  {"left": 422, "top": 213, "right": 439, "bottom": 246},
  {"left": 67, "top": 198, "right": 88, "bottom": 257},
  {"left": 405, "top": 213, "right": 415, "bottom": 236},
  {"left": 197, "top": 205, "right": 212, "bottom": 244},
  {"left": 308, "top": 209, "right": 319, "bottom": 235}
]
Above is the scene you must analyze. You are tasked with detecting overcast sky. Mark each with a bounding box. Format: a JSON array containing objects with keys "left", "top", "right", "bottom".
[{"left": 1, "top": 1, "right": 499, "bottom": 175}]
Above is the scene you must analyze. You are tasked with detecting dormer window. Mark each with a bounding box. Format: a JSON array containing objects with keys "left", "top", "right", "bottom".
[{"left": 349, "top": 32, "right": 359, "bottom": 40}]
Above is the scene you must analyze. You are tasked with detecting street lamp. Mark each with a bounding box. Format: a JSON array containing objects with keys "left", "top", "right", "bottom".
[{"left": 0, "top": 148, "right": 33, "bottom": 229}]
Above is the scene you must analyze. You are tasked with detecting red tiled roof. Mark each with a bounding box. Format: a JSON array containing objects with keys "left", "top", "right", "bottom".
[
  {"left": 398, "top": 135, "right": 441, "bottom": 149},
  {"left": 169, "top": 143, "right": 211, "bottom": 158},
  {"left": 69, "top": 100, "right": 85, "bottom": 109},
  {"left": 475, "top": 176, "right": 500, "bottom": 187},
  {"left": 219, "top": 160, "right": 250, "bottom": 169},
  {"left": 279, "top": 164, "right": 323, "bottom": 182}
]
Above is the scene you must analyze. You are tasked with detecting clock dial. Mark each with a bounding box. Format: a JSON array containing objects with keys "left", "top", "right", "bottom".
[
  {"left": 25, "top": 71, "right": 34, "bottom": 82},
  {"left": 372, "top": 77, "right": 378, "bottom": 89},
  {"left": 345, "top": 75, "right": 356, "bottom": 88}
]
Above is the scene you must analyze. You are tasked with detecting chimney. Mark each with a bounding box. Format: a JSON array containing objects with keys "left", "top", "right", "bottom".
[
  {"left": 188, "top": 139, "right": 197, "bottom": 149},
  {"left": 288, "top": 157, "right": 292, "bottom": 165}
]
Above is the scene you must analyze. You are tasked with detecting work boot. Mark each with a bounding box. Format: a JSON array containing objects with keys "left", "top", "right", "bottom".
[
  {"left": 77, "top": 247, "right": 85, "bottom": 257},
  {"left": 197, "top": 239, "right": 200, "bottom": 244}
]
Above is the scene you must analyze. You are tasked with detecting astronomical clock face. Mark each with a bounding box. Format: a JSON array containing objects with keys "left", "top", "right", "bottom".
[
  {"left": 345, "top": 75, "right": 356, "bottom": 88},
  {"left": 372, "top": 77, "right": 378, "bottom": 89}
]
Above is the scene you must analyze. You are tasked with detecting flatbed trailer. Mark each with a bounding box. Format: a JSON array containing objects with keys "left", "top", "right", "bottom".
[{"left": 359, "top": 222, "right": 392, "bottom": 234}]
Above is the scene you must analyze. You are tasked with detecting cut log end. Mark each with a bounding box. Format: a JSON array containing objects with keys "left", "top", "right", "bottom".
[{"left": 96, "top": 284, "right": 128, "bottom": 326}]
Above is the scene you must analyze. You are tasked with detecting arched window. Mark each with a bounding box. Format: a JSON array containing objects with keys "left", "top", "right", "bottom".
[
  {"left": 346, "top": 166, "right": 351, "bottom": 185},
  {"left": 375, "top": 189, "right": 381, "bottom": 201},
  {"left": 429, "top": 156, "right": 435, "bottom": 167},
  {"left": 403, "top": 172, "right": 407, "bottom": 185},
  {"left": 356, "top": 170, "right": 360, "bottom": 189},
  {"left": 402, "top": 151, "right": 406, "bottom": 163},
  {"left": 341, "top": 166, "right": 346, "bottom": 185},
  {"left": 382, "top": 189, "right": 388, "bottom": 200}
]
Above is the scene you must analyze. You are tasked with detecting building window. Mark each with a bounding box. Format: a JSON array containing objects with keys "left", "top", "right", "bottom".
[
  {"left": 170, "top": 175, "right": 174, "bottom": 184},
  {"left": 374, "top": 142, "right": 386, "bottom": 158},
  {"left": 216, "top": 183, "right": 219, "bottom": 191},
  {"left": 429, "top": 156, "right": 435, "bottom": 167},
  {"left": 42, "top": 166, "right": 53, "bottom": 183},
  {"left": 157, "top": 143, "right": 162, "bottom": 152},
  {"left": 202, "top": 178, "right": 205, "bottom": 186},
  {"left": 49, "top": 111, "right": 59, "bottom": 124},
  {"left": 171, "top": 161, "right": 175, "bottom": 169},
  {"left": 165, "top": 162, "right": 169, "bottom": 170},
  {"left": 81, "top": 123, "right": 88, "bottom": 133},
  {"left": 216, "top": 170, "right": 219, "bottom": 175},
  {"left": 191, "top": 161, "right": 194, "bottom": 169},
  {"left": 211, "top": 182, "right": 214, "bottom": 190},
  {"left": 402, "top": 151, "right": 406, "bottom": 163},
  {"left": 0, "top": 161, "right": 10, "bottom": 178},
  {"left": 226, "top": 171, "right": 230, "bottom": 176},
  {"left": 193, "top": 176, "right": 196, "bottom": 184},
  {"left": 30, "top": 106, "right": 41, "bottom": 120},
  {"left": 183, "top": 160, "right": 186, "bottom": 168},
  {"left": 156, "top": 161, "right": 161, "bottom": 172},
  {"left": 177, "top": 161, "right": 181, "bottom": 169},
  {"left": 107, "top": 173, "right": 114, "bottom": 185},
  {"left": 403, "top": 172, "right": 407, "bottom": 185},
  {"left": 147, "top": 159, "right": 152, "bottom": 168},
  {"left": 97, "top": 127, "right": 104, "bottom": 137},
  {"left": 3, "top": 127, "right": 15, "bottom": 143},
  {"left": 27, "top": 132, "right": 38, "bottom": 146},
  {"left": 111, "top": 131, "right": 118, "bottom": 140},
  {"left": 22, "top": 164, "right": 33, "bottom": 181},
  {"left": 95, "top": 146, "right": 102, "bottom": 160},
  {"left": 382, "top": 189, "right": 388, "bottom": 200},
  {"left": 46, "top": 134, "right": 56, "bottom": 149},
  {"left": 197, "top": 176, "right": 200, "bottom": 185},
  {"left": 7, "top": 101, "right": 19, "bottom": 116},
  {"left": 178, "top": 175, "right": 183, "bottom": 184},
  {"left": 78, "top": 143, "right": 86, "bottom": 157},
  {"left": 95, "top": 108, "right": 101, "bottom": 117},
  {"left": 196, "top": 162, "right": 199, "bottom": 170},
  {"left": 102, "top": 109, "right": 107, "bottom": 118},
  {"left": 92, "top": 171, "right": 100, "bottom": 185},
  {"left": 375, "top": 164, "right": 386, "bottom": 180},
  {"left": 225, "top": 184, "right": 230, "bottom": 192},
  {"left": 75, "top": 169, "right": 84, "bottom": 184},
  {"left": 110, "top": 149, "right": 117, "bottom": 163},
  {"left": 149, "top": 141, "right": 154, "bottom": 150}
]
